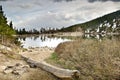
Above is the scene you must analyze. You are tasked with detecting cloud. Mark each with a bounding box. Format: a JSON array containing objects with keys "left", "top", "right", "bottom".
[
  {"left": 88, "top": 0, "right": 120, "bottom": 3},
  {"left": 0, "top": 0, "right": 8, "bottom": 1},
  {"left": 0, "top": 0, "right": 13, "bottom": 2},
  {"left": 0, "top": 0, "right": 120, "bottom": 30},
  {"left": 53, "top": 0, "right": 76, "bottom": 2}
]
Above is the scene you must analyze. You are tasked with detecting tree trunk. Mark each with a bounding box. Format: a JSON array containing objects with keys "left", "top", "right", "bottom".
[{"left": 22, "top": 56, "right": 80, "bottom": 79}]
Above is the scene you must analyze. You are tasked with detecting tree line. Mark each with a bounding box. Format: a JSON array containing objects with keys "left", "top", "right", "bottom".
[{"left": 15, "top": 27, "right": 66, "bottom": 35}]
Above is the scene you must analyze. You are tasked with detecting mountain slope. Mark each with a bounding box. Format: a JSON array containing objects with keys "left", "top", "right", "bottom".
[{"left": 60, "top": 10, "right": 120, "bottom": 33}]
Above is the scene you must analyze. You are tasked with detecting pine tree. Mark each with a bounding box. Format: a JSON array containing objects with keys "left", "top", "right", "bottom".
[
  {"left": 0, "top": 5, "right": 16, "bottom": 36},
  {"left": 9, "top": 21, "right": 13, "bottom": 29},
  {"left": 0, "top": 5, "right": 3, "bottom": 14}
]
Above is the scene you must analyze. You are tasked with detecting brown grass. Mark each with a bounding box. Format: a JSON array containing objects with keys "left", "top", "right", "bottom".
[{"left": 48, "top": 37, "right": 120, "bottom": 80}]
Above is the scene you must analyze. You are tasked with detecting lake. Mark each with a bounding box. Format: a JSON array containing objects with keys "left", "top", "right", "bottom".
[
  {"left": 18, "top": 35, "right": 71, "bottom": 48},
  {"left": 18, "top": 34, "right": 120, "bottom": 48}
]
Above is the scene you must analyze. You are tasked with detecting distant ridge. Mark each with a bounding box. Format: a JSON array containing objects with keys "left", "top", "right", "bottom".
[{"left": 60, "top": 10, "right": 120, "bottom": 33}]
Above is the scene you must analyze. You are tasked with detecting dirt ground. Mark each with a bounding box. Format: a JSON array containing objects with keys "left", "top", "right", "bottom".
[
  {"left": 0, "top": 47, "right": 59, "bottom": 80},
  {"left": 20, "top": 47, "right": 55, "bottom": 62}
]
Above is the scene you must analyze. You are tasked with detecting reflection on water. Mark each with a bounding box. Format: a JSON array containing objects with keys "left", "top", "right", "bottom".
[
  {"left": 83, "top": 34, "right": 120, "bottom": 40},
  {"left": 18, "top": 35, "right": 71, "bottom": 48},
  {"left": 18, "top": 34, "right": 120, "bottom": 48}
]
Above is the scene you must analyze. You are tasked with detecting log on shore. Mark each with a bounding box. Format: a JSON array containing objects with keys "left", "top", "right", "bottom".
[{"left": 22, "top": 56, "right": 80, "bottom": 79}]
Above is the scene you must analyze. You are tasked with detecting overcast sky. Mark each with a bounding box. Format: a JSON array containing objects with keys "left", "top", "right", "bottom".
[{"left": 0, "top": 0, "right": 120, "bottom": 30}]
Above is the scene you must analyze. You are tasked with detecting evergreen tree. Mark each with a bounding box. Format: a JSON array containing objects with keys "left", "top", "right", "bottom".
[
  {"left": 9, "top": 21, "right": 13, "bottom": 29},
  {"left": 0, "top": 5, "right": 16, "bottom": 35},
  {"left": 0, "top": 5, "right": 3, "bottom": 15}
]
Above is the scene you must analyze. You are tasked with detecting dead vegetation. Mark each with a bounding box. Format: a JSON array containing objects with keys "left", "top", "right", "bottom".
[{"left": 47, "top": 37, "right": 120, "bottom": 80}]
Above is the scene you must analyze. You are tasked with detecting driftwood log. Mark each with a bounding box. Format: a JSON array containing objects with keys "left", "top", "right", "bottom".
[{"left": 21, "top": 56, "right": 80, "bottom": 79}]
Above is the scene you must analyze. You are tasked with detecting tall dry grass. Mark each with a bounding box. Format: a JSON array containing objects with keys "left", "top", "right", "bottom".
[{"left": 48, "top": 37, "right": 120, "bottom": 80}]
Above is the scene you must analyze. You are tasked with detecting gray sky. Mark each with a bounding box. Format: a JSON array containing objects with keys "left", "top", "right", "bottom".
[{"left": 0, "top": 0, "right": 120, "bottom": 30}]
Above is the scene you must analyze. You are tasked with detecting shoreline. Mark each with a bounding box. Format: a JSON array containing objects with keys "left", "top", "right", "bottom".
[{"left": 15, "top": 32, "right": 120, "bottom": 38}]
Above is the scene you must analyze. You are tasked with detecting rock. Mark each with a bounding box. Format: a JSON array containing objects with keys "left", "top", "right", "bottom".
[
  {"left": 15, "top": 63, "right": 22, "bottom": 67},
  {"left": 0, "top": 44, "right": 12, "bottom": 51},
  {"left": 12, "top": 64, "right": 29, "bottom": 75},
  {"left": 3, "top": 65, "right": 13, "bottom": 74},
  {"left": 22, "top": 65, "right": 29, "bottom": 68},
  {"left": 0, "top": 66, "right": 6, "bottom": 71},
  {"left": 6, "top": 66, "right": 13, "bottom": 68},
  {"left": 12, "top": 68, "right": 25, "bottom": 75},
  {"left": 3, "top": 63, "right": 30, "bottom": 75},
  {"left": 3, "top": 68, "right": 13, "bottom": 74}
]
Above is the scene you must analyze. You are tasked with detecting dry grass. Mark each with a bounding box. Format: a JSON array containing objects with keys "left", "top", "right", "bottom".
[{"left": 48, "top": 37, "right": 120, "bottom": 80}]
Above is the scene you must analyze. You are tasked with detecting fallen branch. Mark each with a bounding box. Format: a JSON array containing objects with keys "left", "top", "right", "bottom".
[{"left": 22, "top": 56, "right": 80, "bottom": 79}]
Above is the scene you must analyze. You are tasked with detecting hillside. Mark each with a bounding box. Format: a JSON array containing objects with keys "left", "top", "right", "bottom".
[
  {"left": 60, "top": 10, "right": 120, "bottom": 34},
  {"left": 0, "top": 5, "right": 15, "bottom": 36}
]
